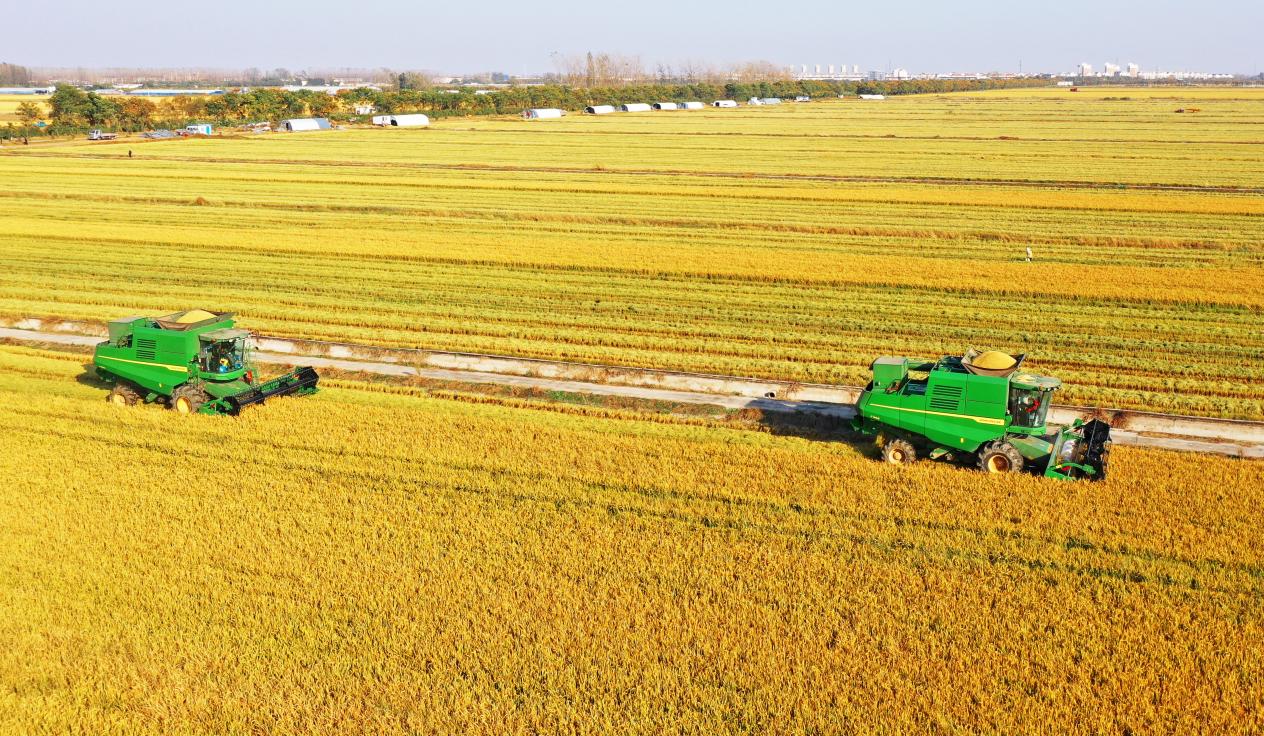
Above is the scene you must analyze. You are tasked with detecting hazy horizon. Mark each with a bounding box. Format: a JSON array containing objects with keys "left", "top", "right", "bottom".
[{"left": 8, "top": 0, "right": 1262, "bottom": 75}]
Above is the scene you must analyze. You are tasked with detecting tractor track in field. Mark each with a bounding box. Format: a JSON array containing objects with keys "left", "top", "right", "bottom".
[
  {"left": 3, "top": 326, "right": 1261, "bottom": 460},
  {"left": 11, "top": 147, "right": 1264, "bottom": 195}
]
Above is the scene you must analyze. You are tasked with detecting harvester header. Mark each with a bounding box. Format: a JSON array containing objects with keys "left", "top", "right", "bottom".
[
  {"left": 93, "top": 310, "right": 318, "bottom": 415},
  {"left": 853, "top": 349, "right": 1110, "bottom": 480}
]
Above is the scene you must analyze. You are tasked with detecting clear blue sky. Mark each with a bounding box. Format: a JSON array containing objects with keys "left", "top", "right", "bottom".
[{"left": 11, "top": 0, "right": 1261, "bottom": 74}]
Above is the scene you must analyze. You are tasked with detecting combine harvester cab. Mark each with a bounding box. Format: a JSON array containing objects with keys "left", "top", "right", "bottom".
[
  {"left": 851, "top": 349, "right": 1110, "bottom": 480},
  {"left": 93, "top": 310, "right": 319, "bottom": 415}
]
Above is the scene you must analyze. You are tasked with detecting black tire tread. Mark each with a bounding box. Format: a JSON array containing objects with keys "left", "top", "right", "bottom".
[{"left": 978, "top": 441, "right": 1024, "bottom": 473}]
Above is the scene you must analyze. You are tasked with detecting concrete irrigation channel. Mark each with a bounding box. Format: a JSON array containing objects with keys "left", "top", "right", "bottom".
[{"left": 3, "top": 323, "right": 1262, "bottom": 459}]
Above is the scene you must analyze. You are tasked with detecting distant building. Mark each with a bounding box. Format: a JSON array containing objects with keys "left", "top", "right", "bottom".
[
  {"left": 1077, "top": 62, "right": 1093, "bottom": 76},
  {"left": 1126, "top": 62, "right": 1140, "bottom": 77},
  {"left": 129, "top": 88, "right": 225, "bottom": 96},
  {"left": 1103, "top": 62, "right": 1121, "bottom": 77},
  {"left": 281, "top": 84, "right": 381, "bottom": 95}
]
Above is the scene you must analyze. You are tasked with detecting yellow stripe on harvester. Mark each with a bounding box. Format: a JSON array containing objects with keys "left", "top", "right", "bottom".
[
  {"left": 874, "top": 406, "right": 1006, "bottom": 426},
  {"left": 97, "top": 356, "right": 189, "bottom": 373}
]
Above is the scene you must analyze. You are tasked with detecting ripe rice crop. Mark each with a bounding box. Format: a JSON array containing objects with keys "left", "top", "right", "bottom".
[
  {"left": 0, "top": 344, "right": 1261, "bottom": 734},
  {"left": 1, "top": 90, "right": 1262, "bottom": 418},
  {"left": 0, "top": 94, "right": 47, "bottom": 123}
]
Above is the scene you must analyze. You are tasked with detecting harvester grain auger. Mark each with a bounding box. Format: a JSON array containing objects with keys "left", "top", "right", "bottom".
[
  {"left": 93, "top": 310, "right": 319, "bottom": 415},
  {"left": 851, "top": 349, "right": 1111, "bottom": 480}
]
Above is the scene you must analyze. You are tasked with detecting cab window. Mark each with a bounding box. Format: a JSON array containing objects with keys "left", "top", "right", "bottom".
[
  {"left": 1009, "top": 387, "right": 1051, "bottom": 428},
  {"left": 202, "top": 340, "right": 243, "bottom": 373}
]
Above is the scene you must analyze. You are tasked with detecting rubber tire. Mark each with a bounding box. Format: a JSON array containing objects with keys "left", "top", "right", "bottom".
[
  {"left": 882, "top": 438, "right": 917, "bottom": 465},
  {"left": 978, "top": 441, "right": 1024, "bottom": 474},
  {"left": 170, "top": 385, "right": 208, "bottom": 415},
  {"left": 108, "top": 383, "right": 140, "bottom": 407}
]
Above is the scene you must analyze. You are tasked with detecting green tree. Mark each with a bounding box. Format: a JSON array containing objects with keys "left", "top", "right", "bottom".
[
  {"left": 15, "top": 101, "right": 42, "bottom": 125},
  {"left": 83, "top": 93, "right": 120, "bottom": 127},
  {"left": 306, "top": 93, "right": 338, "bottom": 117},
  {"left": 49, "top": 84, "right": 91, "bottom": 125}
]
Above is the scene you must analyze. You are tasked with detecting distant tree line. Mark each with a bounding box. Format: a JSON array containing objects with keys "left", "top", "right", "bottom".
[
  {"left": 347, "top": 77, "right": 1042, "bottom": 119},
  {"left": 0, "top": 62, "right": 32, "bottom": 85},
  {"left": 5, "top": 77, "right": 1041, "bottom": 140}
]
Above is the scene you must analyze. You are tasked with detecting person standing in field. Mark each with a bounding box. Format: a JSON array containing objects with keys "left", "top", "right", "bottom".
[{"left": 1025, "top": 246, "right": 1033, "bottom": 262}]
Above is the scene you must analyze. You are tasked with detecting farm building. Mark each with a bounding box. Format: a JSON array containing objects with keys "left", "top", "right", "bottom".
[
  {"left": 371, "top": 115, "right": 392, "bottom": 125},
  {"left": 652, "top": 102, "right": 679, "bottom": 111},
  {"left": 523, "top": 108, "right": 564, "bottom": 119},
  {"left": 619, "top": 103, "right": 652, "bottom": 113},
  {"left": 713, "top": 100, "right": 738, "bottom": 108},
  {"left": 184, "top": 123, "right": 213, "bottom": 135},
  {"left": 761, "top": 98, "right": 783, "bottom": 105},
  {"left": 681, "top": 101, "right": 705, "bottom": 110},
  {"left": 353, "top": 104, "right": 375, "bottom": 115},
  {"left": 281, "top": 118, "right": 332, "bottom": 132},
  {"left": 747, "top": 97, "right": 763, "bottom": 105},
  {"left": 585, "top": 105, "right": 616, "bottom": 115},
  {"left": 387, "top": 114, "right": 430, "bottom": 127},
  {"left": 859, "top": 94, "right": 886, "bottom": 100},
  {"left": 794, "top": 96, "right": 811, "bottom": 102},
  {"left": 129, "top": 88, "right": 225, "bottom": 96}
]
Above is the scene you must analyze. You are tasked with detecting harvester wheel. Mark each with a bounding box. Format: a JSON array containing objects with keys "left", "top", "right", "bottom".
[
  {"left": 170, "top": 385, "right": 208, "bottom": 415},
  {"left": 978, "top": 442, "right": 1024, "bottom": 474},
  {"left": 108, "top": 383, "right": 140, "bottom": 407},
  {"left": 882, "top": 438, "right": 917, "bottom": 465}
]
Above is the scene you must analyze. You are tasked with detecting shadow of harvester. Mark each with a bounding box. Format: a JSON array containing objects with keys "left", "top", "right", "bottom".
[{"left": 76, "top": 362, "right": 111, "bottom": 391}]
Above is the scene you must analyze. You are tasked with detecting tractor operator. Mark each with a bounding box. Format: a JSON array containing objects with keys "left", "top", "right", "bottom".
[{"left": 210, "top": 342, "right": 240, "bottom": 373}]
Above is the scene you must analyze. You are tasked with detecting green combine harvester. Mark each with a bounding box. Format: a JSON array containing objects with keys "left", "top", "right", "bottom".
[
  {"left": 852, "top": 349, "right": 1110, "bottom": 480},
  {"left": 93, "top": 310, "right": 319, "bottom": 415}
]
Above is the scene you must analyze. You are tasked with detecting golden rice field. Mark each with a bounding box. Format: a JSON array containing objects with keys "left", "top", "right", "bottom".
[
  {"left": 0, "top": 94, "right": 47, "bottom": 123},
  {"left": 0, "top": 343, "right": 1261, "bottom": 734},
  {"left": 1, "top": 88, "right": 1262, "bottom": 421}
]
